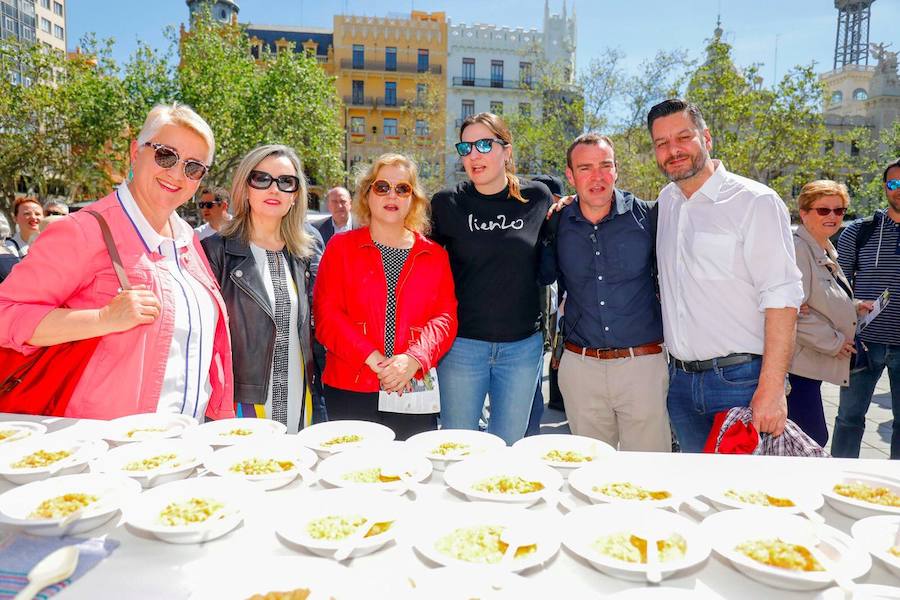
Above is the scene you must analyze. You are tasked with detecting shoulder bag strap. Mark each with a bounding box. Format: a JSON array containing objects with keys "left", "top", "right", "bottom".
[{"left": 86, "top": 210, "right": 131, "bottom": 290}]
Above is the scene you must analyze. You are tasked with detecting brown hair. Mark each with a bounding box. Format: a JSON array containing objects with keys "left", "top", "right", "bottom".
[
  {"left": 566, "top": 132, "right": 615, "bottom": 169},
  {"left": 14, "top": 197, "right": 42, "bottom": 217},
  {"left": 353, "top": 153, "right": 431, "bottom": 235},
  {"left": 459, "top": 112, "right": 525, "bottom": 202},
  {"left": 797, "top": 180, "right": 849, "bottom": 212}
]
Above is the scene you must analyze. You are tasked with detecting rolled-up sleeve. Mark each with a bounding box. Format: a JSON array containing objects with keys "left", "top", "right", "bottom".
[{"left": 743, "top": 193, "right": 804, "bottom": 311}]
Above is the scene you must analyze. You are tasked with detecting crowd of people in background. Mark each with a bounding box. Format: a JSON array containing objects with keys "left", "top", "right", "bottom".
[{"left": 0, "top": 98, "right": 898, "bottom": 458}]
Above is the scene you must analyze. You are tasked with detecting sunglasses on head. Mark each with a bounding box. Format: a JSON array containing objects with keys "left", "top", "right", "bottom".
[
  {"left": 455, "top": 138, "right": 508, "bottom": 157},
  {"left": 143, "top": 142, "right": 209, "bottom": 181},
  {"left": 197, "top": 201, "right": 221, "bottom": 209},
  {"left": 810, "top": 207, "right": 847, "bottom": 217},
  {"left": 886, "top": 179, "right": 900, "bottom": 191},
  {"left": 370, "top": 180, "right": 413, "bottom": 197},
  {"left": 247, "top": 170, "right": 301, "bottom": 193}
]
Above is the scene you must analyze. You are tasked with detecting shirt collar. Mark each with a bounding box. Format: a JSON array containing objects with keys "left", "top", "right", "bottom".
[
  {"left": 693, "top": 160, "right": 727, "bottom": 203},
  {"left": 117, "top": 182, "right": 193, "bottom": 252},
  {"left": 569, "top": 188, "right": 631, "bottom": 223}
]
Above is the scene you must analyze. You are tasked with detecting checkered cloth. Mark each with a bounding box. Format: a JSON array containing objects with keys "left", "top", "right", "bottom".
[{"left": 705, "top": 407, "right": 830, "bottom": 458}]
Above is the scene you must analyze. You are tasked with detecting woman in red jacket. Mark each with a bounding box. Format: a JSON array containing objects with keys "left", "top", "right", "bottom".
[{"left": 313, "top": 153, "right": 457, "bottom": 439}]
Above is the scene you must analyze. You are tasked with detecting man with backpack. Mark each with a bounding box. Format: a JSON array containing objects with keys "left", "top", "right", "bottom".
[{"left": 833, "top": 158, "right": 900, "bottom": 459}]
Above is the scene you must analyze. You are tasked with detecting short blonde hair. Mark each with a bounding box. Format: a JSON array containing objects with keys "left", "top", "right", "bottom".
[
  {"left": 136, "top": 103, "right": 215, "bottom": 164},
  {"left": 353, "top": 153, "right": 430, "bottom": 235},
  {"left": 797, "top": 180, "right": 850, "bottom": 212},
  {"left": 221, "top": 144, "right": 312, "bottom": 258}
]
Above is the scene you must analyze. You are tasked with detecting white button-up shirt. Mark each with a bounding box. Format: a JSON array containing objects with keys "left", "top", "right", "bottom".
[
  {"left": 333, "top": 215, "right": 353, "bottom": 234},
  {"left": 117, "top": 183, "right": 218, "bottom": 418},
  {"left": 656, "top": 161, "right": 803, "bottom": 361}
]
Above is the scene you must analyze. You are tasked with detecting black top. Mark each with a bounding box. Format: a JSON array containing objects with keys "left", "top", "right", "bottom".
[
  {"left": 431, "top": 179, "right": 554, "bottom": 342},
  {"left": 374, "top": 241, "right": 411, "bottom": 357}
]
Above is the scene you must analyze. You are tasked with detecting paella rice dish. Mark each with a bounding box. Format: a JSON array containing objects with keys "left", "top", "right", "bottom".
[
  {"left": 593, "top": 482, "right": 671, "bottom": 501},
  {"left": 542, "top": 449, "right": 592, "bottom": 463},
  {"left": 471, "top": 475, "right": 545, "bottom": 495},
  {"left": 29, "top": 493, "right": 99, "bottom": 519},
  {"left": 833, "top": 482, "right": 900, "bottom": 507},
  {"left": 735, "top": 538, "right": 823, "bottom": 572},
  {"left": 126, "top": 427, "right": 170, "bottom": 439},
  {"left": 122, "top": 453, "right": 181, "bottom": 472},
  {"left": 246, "top": 589, "right": 310, "bottom": 600},
  {"left": 434, "top": 525, "right": 537, "bottom": 564},
  {"left": 723, "top": 489, "right": 795, "bottom": 508},
  {"left": 11, "top": 449, "right": 73, "bottom": 469},
  {"left": 305, "top": 515, "right": 393, "bottom": 541},
  {"left": 592, "top": 532, "right": 687, "bottom": 564},
  {"left": 158, "top": 497, "right": 226, "bottom": 526},
  {"left": 321, "top": 434, "right": 363, "bottom": 447},
  {"left": 430, "top": 442, "right": 471, "bottom": 457},
  {"left": 219, "top": 428, "right": 254, "bottom": 438},
  {"left": 229, "top": 458, "right": 295, "bottom": 476},
  {"left": 341, "top": 468, "right": 404, "bottom": 484}
]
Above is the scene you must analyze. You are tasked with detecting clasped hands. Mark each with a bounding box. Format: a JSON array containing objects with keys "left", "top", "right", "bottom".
[{"left": 365, "top": 351, "right": 422, "bottom": 394}]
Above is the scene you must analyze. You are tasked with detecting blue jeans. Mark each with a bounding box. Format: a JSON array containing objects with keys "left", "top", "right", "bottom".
[
  {"left": 525, "top": 367, "right": 545, "bottom": 437},
  {"left": 438, "top": 333, "right": 544, "bottom": 445},
  {"left": 666, "top": 357, "right": 762, "bottom": 453},
  {"left": 832, "top": 342, "right": 900, "bottom": 459}
]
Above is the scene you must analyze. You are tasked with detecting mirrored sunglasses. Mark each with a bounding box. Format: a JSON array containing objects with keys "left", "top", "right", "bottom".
[
  {"left": 144, "top": 142, "right": 208, "bottom": 181},
  {"left": 247, "top": 170, "right": 301, "bottom": 193},
  {"left": 886, "top": 179, "right": 900, "bottom": 191},
  {"left": 455, "top": 138, "right": 508, "bottom": 157}
]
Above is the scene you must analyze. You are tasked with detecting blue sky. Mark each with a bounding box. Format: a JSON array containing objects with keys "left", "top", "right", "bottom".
[{"left": 69, "top": 0, "right": 900, "bottom": 86}]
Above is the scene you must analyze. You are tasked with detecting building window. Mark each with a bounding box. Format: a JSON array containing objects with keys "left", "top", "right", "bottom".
[
  {"left": 519, "top": 102, "right": 531, "bottom": 117},
  {"left": 462, "top": 58, "right": 475, "bottom": 85},
  {"left": 4, "top": 17, "right": 14, "bottom": 33},
  {"left": 490, "top": 101, "right": 503, "bottom": 114},
  {"left": 21, "top": 26, "right": 34, "bottom": 41},
  {"left": 352, "top": 44, "right": 364, "bottom": 69},
  {"left": 417, "top": 48, "right": 429, "bottom": 73},
  {"left": 385, "top": 47, "right": 396, "bottom": 71},
  {"left": 385, "top": 81, "right": 397, "bottom": 106},
  {"left": 416, "top": 83, "right": 426, "bottom": 104},
  {"left": 462, "top": 99, "right": 475, "bottom": 118},
  {"left": 383, "top": 118, "right": 398, "bottom": 138},
  {"left": 519, "top": 62, "right": 532, "bottom": 87},
  {"left": 352, "top": 80, "right": 364, "bottom": 105},
  {"left": 491, "top": 60, "right": 504, "bottom": 88},
  {"left": 350, "top": 117, "right": 365, "bottom": 135},
  {"left": 40, "top": 17, "right": 50, "bottom": 32},
  {"left": 40, "top": 0, "right": 50, "bottom": 8},
  {"left": 853, "top": 88, "right": 868, "bottom": 101},
  {"left": 53, "top": 1, "right": 62, "bottom": 16},
  {"left": 830, "top": 91, "right": 843, "bottom": 105},
  {"left": 415, "top": 119, "right": 428, "bottom": 137},
  {"left": 53, "top": 24, "right": 63, "bottom": 39}
]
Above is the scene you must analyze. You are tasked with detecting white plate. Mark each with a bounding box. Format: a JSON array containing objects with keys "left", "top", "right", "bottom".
[
  {"left": 0, "top": 438, "right": 108, "bottom": 484},
  {"left": 701, "top": 509, "right": 872, "bottom": 591},
  {"left": 704, "top": 475, "right": 825, "bottom": 515},
  {"left": 276, "top": 488, "right": 407, "bottom": 559},
  {"left": 511, "top": 433, "right": 614, "bottom": 474},
  {"left": 316, "top": 442, "right": 432, "bottom": 492},
  {"left": 816, "top": 584, "right": 900, "bottom": 599},
  {"left": 567, "top": 460, "right": 694, "bottom": 510},
  {"left": 0, "top": 472, "right": 140, "bottom": 536},
  {"left": 561, "top": 503, "right": 710, "bottom": 582},
  {"left": 93, "top": 439, "right": 211, "bottom": 488},
  {"left": 294, "top": 420, "right": 396, "bottom": 457},
  {"left": 443, "top": 452, "right": 563, "bottom": 506},
  {"left": 823, "top": 472, "right": 900, "bottom": 519},
  {"left": 0, "top": 421, "right": 47, "bottom": 445},
  {"left": 406, "top": 429, "right": 506, "bottom": 471},
  {"left": 412, "top": 501, "right": 561, "bottom": 572},
  {"left": 852, "top": 515, "right": 900, "bottom": 580},
  {"left": 384, "top": 567, "right": 556, "bottom": 599},
  {"left": 181, "top": 418, "right": 286, "bottom": 448},
  {"left": 608, "top": 587, "right": 724, "bottom": 600},
  {"left": 124, "top": 477, "right": 256, "bottom": 544},
  {"left": 204, "top": 438, "right": 317, "bottom": 491},
  {"left": 104, "top": 413, "right": 197, "bottom": 445}
]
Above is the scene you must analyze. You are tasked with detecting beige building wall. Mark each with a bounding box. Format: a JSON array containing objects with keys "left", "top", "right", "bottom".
[{"left": 35, "top": 0, "right": 66, "bottom": 52}]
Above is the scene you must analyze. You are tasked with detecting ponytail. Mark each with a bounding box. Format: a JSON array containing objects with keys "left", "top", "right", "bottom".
[{"left": 507, "top": 172, "right": 525, "bottom": 203}]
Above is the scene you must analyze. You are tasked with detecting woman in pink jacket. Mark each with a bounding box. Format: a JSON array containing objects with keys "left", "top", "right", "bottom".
[{"left": 0, "top": 103, "right": 234, "bottom": 420}]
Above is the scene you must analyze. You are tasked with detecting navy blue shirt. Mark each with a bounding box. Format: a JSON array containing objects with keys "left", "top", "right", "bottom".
[{"left": 547, "top": 189, "right": 663, "bottom": 349}]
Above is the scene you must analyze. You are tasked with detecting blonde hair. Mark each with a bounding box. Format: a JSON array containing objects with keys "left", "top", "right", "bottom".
[
  {"left": 797, "top": 180, "right": 850, "bottom": 212},
  {"left": 137, "top": 102, "right": 215, "bottom": 164},
  {"left": 460, "top": 112, "right": 525, "bottom": 203},
  {"left": 221, "top": 144, "right": 312, "bottom": 257},
  {"left": 353, "top": 153, "right": 431, "bottom": 235}
]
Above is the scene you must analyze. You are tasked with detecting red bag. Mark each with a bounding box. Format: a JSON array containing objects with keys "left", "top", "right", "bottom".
[{"left": 0, "top": 211, "right": 130, "bottom": 416}]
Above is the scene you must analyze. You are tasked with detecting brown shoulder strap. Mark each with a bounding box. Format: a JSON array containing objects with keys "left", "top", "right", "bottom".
[{"left": 85, "top": 210, "right": 131, "bottom": 291}]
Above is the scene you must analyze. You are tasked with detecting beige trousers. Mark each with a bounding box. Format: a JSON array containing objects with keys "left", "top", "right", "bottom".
[{"left": 558, "top": 348, "right": 671, "bottom": 452}]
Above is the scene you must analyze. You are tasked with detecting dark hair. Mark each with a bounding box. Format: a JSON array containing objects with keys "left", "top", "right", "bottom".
[
  {"left": 647, "top": 98, "right": 707, "bottom": 134},
  {"left": 200, "top": 186, "right": 230, "bottom": 204},
  {"left": 565, "top": 132, "right": 614, "bottom": 169},
  {"left": 532, "top": 174, "right": 564, "bottom": 197},
  {"left": 883, "top": 158, "right": 900, "bottom": 182}
]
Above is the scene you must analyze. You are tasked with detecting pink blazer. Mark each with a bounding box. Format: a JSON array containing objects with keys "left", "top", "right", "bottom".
[{"left": 0, "top": 191, "right": 235, "bottom": 420}]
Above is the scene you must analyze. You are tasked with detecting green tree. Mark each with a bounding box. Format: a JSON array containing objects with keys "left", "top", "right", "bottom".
[{"left": 394, "top": 72, "right": 447, "bottom": 194}]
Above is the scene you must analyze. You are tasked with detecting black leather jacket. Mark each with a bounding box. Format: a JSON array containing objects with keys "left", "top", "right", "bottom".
[{"left": 201, "top": 232, "right": 320, "bottom": 408}]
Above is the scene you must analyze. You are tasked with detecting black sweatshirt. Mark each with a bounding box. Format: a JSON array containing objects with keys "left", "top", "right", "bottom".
[{"left": 431, "top": 180, "right": 554, "bottom": 342}]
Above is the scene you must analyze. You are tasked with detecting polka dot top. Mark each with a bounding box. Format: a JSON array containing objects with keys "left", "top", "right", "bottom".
[{"left": 374, "top": 241, "right": 411, "bottom": 357}]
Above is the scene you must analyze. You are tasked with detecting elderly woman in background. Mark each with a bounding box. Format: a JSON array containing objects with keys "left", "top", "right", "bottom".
[
  {"left": 314, "top": 153, "right": 457, "bottom": 440},
  {"left": 202, "top": 145, "right": 320, "bottom": 433},
  {"left": 43, "top": 200, "right": 69, "bottom": 217},
  {"left": 787, "top": 180, "right": 872, "bottom": 446},
  {"left": 4, "top": 198, "right": 43, "bottom": 257},
  {"left": 0, "top": 102, "right": 234, "bottom": 420}
]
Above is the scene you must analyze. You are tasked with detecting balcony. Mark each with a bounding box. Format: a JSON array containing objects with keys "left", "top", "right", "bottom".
[
  {"left": 452, "top": 76, "right": 529, "bottom": 90},
  {"left": 342, "top": 95, "right": 409, "bottom": 110},
  {"left": 340, "top": 58, "right": 442, "bottom": 75}
]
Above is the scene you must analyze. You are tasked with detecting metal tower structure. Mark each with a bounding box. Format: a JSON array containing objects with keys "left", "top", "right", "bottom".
[{"left": 833, "top": 0, "right": 875, "bottom": 69}]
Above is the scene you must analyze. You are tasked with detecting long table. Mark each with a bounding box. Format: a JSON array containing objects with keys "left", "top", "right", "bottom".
[{"left": 1, "top": 413, "right": 899, "bottom": 599}]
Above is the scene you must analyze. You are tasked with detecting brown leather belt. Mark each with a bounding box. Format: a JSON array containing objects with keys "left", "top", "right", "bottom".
[{"left": 563, "top": 341, "right": 663, "bottom": 360}]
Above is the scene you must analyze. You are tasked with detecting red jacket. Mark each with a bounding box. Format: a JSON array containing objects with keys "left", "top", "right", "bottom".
[{"left": 314, "top": 227, "right": 458, "bottom": 393}]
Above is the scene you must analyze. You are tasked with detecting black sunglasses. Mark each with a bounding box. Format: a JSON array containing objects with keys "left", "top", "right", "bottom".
[
  {"left": 143, "top": 142, "right": 209, "bottom": 181},
  {"left": 247, "top": 170, "right": 301, "bottom": 193},
  {"left": 197, "top": 201, "right": 221, "bottom": 209},
  {"left": 455, "top": 138, "right": 508, "bottom": 157},
  {"left": 45, "top": 210, "right": 65, "bottom": 216}
]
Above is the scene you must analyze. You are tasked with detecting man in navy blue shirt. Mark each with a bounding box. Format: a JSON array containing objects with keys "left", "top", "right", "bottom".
[{"left": 545, "top": 133, "right": 670, "bottom": 451}]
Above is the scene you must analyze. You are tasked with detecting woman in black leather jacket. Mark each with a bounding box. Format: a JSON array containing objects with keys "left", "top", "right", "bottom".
[{"left": 202, "top": 144, "right": 321, "bottom": 432}]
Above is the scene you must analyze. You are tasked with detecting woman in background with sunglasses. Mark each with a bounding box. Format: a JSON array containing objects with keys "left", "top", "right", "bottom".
[
  {"left": 313, "top": 153, "right": 457, "bottom": 439},
  {"left": 787, "top": 180, "right": 873, "bottom": 445},
  {"left": 201, "top": 144, "right": 319, "bottom": 433},
  {"left": 430, "top": 112, "right": 554, "bottom": 445},
  {"left": 0, "top": 103, "right": 235, "bottom": 420}
]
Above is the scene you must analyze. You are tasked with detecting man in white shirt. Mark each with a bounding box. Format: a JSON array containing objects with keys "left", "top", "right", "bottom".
[
  {"left": 194, "top": 187, "right": 232, "bottom": 240},
  {"left": 648, "top": 98, "right": 804, "bottom": 452},
  {"left": 315, "top": 186, "right": 353, "bottom": 245}
]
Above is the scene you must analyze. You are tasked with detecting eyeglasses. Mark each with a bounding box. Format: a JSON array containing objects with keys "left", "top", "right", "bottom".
[
  {"left": 455, "top": 138, "right": 508, "bottom": 157},
  {"left": 46, "top": 210, "right": 65, "bottom": 216},
  {"left": 370, "top": 179, "right": 412, "bottom": 197},
  {"left": 247, "top": 170, "right": 301, "bottom": 193},
  {"left": 886, "top": 179, "right": 900, "bottom": 191},
  {"left": 197, "top": 201, "right": 221, "bottom": 209},
  {"left": 810, "top": 207, "right": 847, "bottom": 217},
  {"left": 143, "top": 143, "right": 209, "bottom": 181}
]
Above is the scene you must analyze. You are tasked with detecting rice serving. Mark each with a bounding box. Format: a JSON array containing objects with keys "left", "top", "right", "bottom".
[
  {"left": 29, "top": 493, "right": 98, "bottom": 519},
  {"left": 833, "top": 482, "right": 900, "bottom": 507},
  {"left": 158, "top": 497, "right": 225, "bottom": 526},
  {"left": 435, "top": 525, "right": 536, "bottom": 564},
  {"left": 592, "top": 532, "right": 687, "bottom": 564},
  {"left": 735, "top": 538, "right": 823, "bottom": 572}
]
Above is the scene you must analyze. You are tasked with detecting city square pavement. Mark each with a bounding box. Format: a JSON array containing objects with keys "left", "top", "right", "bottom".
[{"left": 538, "top": 358, "right": 894, "bottom": 458}]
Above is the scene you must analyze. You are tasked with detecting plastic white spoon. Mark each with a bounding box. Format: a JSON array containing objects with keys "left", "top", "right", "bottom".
[
  {"left": 332, "top": 516, "right": 390, "bottom": 561},
  {"left": 498, "top": 526, "right": 536, "bottom": 568},
  {"left": 635, "top": 530, "right": 662, "bottom": 584},
  {"left": 13, "top": 546, "right": 79, "bottom": 600}
]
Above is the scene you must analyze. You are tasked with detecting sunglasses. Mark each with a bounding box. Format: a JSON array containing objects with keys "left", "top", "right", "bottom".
[
  {"left": 370, "top": 179, "right": 413, "bottom": 197},
  {"left": 46, "top": 211, "right": 65, "bottom": 216},
  {"left": 143, "top": 143, "right": 209, "bottom": 181},
  {"left": 197, "top": 201, "right": 221, "bottom": 209},
  {"left": 810, "top": 207, "right": 847, "bottom": 217},
  {"left": 247, "top": 170, "right": 301, "bottom": 193},
  {"left": 455, "top": 138, "right": 508, "bottom": 157},
  {"left": 886, "top": 179, "right": 900, "bottom": 191}
]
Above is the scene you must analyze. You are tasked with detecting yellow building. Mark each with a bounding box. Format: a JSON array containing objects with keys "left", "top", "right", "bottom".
[{"left": 333, "top": 11, "right": 447, "bottom": 180}]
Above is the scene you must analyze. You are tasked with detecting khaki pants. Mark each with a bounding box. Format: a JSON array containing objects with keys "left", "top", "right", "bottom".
[{"left": 558, "top": 349, "right": 671, "bottom": 452}]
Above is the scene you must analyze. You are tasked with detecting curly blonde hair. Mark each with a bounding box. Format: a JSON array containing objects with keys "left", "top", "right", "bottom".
[{"left": 352, "top": 153, "right": 431, "bottom": 235}]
